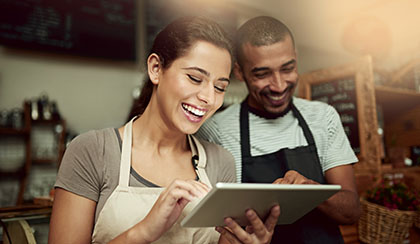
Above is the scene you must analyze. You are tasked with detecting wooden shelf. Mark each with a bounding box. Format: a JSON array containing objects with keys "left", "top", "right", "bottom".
[
  {"left": 381, "top": 165, "right": 420, "bottom": 174},
  {"left": 0, "top": 168, "right": 24, "bottom": 178},
  {"left": 31, "top": 119, "right": 64, "bottom": 125},
  {"left": 32, "top": 159, "right": 59, "bottom": 165},
  {"left": 0, "top": 101, "right": 66, "bottom": 206},
  {"left": 0, "top": 127, "right": 30, "bottom": 136},
  {"left": 375, "top": 85, "right": 420, "bottom": 122},
  {"left": 0, "top": 204, "right": 52, "bottom": 221}
]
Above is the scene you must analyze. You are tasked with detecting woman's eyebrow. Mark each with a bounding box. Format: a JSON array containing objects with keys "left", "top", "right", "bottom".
[
  {"left": 182, "top": 67, "right": 209, "bottom": 77},
  {"left": 183, "top": 67, "right": 230, "bottom": 83}
]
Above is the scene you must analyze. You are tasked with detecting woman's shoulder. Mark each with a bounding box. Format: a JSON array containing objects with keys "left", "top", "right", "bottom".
[
  {"left": 196, "top": 137, "right": 231, "bottom": 157},
  {"left": 194, "top": 136, "right": 237, "bottom": 183},
  {"left": 69, "top": 128, "right": 117, "bottom": 146},
  {"left": 66, "top": 128, "right": 119, "bottom": 158}
]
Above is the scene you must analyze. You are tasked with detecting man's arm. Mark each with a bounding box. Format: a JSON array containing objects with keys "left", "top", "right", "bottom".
[
  {"left": 318, "top": 164, "right": 360, "bottom": 224},
  {"left": 274, "top": 165, "right": 360, "bottom": 225}
]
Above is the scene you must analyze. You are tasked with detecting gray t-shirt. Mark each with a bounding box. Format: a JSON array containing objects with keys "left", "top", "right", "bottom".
[
  {"left": 196, "top": 97, "right": 358, "bottom": 182},
  {"left": 55, "top": 128, "right": 236, "bottom": 222}
]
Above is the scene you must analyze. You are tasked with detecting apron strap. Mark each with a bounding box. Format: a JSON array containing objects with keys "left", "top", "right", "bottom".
[
  {"left": 118, "top": 117, "right": 136, "bottom": 189},
  {"left": 240, "top": 100, "right": 317, "bottom": 157},
  {"left": 240, "top": 101, "right": 251, "bottom": 158},
  {"left": 291, "top": 104, "right": 316, "bottom": 146},
  {"left": 189, "top": 135, "right": 212, "bottom": 187}
]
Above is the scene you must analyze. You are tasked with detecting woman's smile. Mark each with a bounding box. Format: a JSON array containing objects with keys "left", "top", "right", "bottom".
[{"left": 182, "top": 103, "right": 207, "bottom": 123}]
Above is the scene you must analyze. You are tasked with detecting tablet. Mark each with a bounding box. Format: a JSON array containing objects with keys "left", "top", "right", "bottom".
[{"left": 181, "top": 182, "right": 341, "bottom": 227}]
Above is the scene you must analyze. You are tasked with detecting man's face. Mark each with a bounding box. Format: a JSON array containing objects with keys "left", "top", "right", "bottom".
[{"left": 235, "top": 35, "right": 298, "bottom": 114}]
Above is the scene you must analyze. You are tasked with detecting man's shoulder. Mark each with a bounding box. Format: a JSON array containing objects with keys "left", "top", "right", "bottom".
[
  {"left": 196, "top": 104, "right": 241, "bottom": 142},
  {"left": 212, "top": 103, "right": 241, "bottom": 121},
  {"left": 293, "top": 97, "right": 334, "bottom": 116},
  {"left": 294, "top": 97, "right": 329, "bottom": 108}
]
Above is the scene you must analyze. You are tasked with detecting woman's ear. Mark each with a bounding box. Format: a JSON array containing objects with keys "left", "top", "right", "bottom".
[{"left": 147, "top": 53, "right": 162, "bottom": 85}]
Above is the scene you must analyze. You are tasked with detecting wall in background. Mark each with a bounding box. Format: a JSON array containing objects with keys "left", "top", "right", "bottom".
[
  {"left": 0, "top": 46, "right": 142, "bottom": 134},
  {"left": 2, "top": 0, "right": 419, "bottom": 135}
]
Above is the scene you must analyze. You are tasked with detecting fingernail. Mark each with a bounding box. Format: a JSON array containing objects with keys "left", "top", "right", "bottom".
[{"left": 224, "top": 217, "right": 232, "bottom": 225}]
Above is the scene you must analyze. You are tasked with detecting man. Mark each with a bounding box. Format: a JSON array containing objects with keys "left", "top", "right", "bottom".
[{"left": 196, "top": 16, "right": 360, "bottom": 243}]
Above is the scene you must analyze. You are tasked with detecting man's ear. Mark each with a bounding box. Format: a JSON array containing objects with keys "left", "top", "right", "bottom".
[
  {"left": 233, "top": 62, "right": 245, "bottom": 82},
  {"left": 147, "top": 53, "right": 162, "bottom": 85}
]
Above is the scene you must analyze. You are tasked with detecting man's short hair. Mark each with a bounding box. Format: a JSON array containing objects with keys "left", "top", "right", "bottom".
[{"left": 235, "top": 16, "right": 295, "bottom": 66}]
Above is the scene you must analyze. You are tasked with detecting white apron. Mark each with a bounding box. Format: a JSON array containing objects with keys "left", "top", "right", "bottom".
[{"left": 91, "top": 119, "right": 220, "bottom": 243}]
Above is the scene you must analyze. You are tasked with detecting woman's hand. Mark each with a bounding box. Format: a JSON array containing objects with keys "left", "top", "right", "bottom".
[
  {"left": 216, "top": 204, "right": 280, "bottom": 244},
  {"left": 123, "top": 179, "right": 209, "bottom": 243}
]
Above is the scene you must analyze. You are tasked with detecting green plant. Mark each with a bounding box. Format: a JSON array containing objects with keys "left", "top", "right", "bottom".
[{"left": 366, "top": 178, "right": 420, "bottom": 211}]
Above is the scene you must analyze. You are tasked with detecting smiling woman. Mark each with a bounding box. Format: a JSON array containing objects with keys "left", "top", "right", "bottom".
[{"left": 48, "top": 16, "right": 280, "bottom": 244}]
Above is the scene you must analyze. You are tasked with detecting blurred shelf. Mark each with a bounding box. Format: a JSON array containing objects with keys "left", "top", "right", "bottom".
[
  {"left": 0, "top": 101, "right": 66, "bottom": 205},
  {"left": 0, "top": 168, "right": 24, "bottom": 178},
  {"left": 375, "top": 85, "right": 420, "bottom": 121},
  {"left": 0, "top": 127, "right": 30, "bottom": 136},
  {"left": 31, "top": 119, "right": 64, "bottom": 125},
  {"left": 381, "top": 165, "right": 420, "bottom": 174},
  {"left": 32, "top": 159, "right": 58, "bottom": 165}
]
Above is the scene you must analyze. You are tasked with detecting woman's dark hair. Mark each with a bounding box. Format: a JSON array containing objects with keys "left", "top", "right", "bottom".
[{"left": 127, "top": 16, "right": 234, "bottom": 120}]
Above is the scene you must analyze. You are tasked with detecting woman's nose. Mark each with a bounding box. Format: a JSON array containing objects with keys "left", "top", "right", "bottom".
[{"left": 197, "top": 83, "right": 215, "bottom": 105}]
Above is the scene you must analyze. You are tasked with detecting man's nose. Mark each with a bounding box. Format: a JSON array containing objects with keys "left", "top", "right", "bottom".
[{"left": 270, "top": 72, "right": 288, "bottom": 92}]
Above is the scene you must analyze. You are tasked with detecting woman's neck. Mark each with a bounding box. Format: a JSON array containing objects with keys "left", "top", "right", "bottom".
[{"left": 130, "top": 106, "right": 189, "bottom": 155}]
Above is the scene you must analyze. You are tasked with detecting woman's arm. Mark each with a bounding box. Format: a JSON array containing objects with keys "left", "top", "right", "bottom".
[
  {"left": 48, "top": 188, "right": 96, "bottom": 243},
  {"left": 50, "top": 179, "right": 209, "bottom": 244}
]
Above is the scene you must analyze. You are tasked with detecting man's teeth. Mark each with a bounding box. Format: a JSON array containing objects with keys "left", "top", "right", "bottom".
[
  {"left": 182, "top": 104, "right": 206, "bottom": 117},
  {"left": 267, "top": 94, "right": 284, "bottom": 101}
]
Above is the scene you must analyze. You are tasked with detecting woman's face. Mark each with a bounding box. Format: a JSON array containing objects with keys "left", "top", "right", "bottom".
[{"left": 153, "top": 40, "right": 231, "bottom": 134}]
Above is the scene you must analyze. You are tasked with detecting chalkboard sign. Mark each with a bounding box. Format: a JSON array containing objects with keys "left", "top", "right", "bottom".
[
  {"left": 0, "top": 0, "right": 136, "bottom": 61},
  {"left": 311, "top": 77, "right": 360, "bottom": 154},
  {"left": 298, "top": 56, "right": 381, "bottom": 171}
]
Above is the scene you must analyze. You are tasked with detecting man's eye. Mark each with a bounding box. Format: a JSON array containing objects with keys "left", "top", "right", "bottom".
[
  {"left": 187, "top": 74, "right": 201, "bottom": 83},
  {"left": 255, "top": 73, "right": 268, "bottom": 79},
  {"left": 282, "top": 67, "right": 294, "bottom": 73}
]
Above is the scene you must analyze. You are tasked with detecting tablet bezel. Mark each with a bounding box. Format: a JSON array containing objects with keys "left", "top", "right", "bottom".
[{"left": 181, "top": 183, "right": 341, "bottom": 227}]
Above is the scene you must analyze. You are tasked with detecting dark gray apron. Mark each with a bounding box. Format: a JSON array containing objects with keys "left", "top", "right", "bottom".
[{"left": 240, "top": 100, "right": 343, "bottom": 244}]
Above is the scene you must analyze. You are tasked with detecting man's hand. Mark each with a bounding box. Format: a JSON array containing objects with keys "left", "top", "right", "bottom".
[
  {"left": 273, "top": 170, "right": 319, "bottom": 185},
  {"left": 217, "top": 205, "right": 280, "bottom": 244}
]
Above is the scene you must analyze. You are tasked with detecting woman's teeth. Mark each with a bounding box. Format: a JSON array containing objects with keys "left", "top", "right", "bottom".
[{"left": 182, "top": 104, "right": 206, "bottom": 117}]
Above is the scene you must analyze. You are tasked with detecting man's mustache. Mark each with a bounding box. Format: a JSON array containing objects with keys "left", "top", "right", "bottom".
[{"left": 260, "top": 83, "right": 295, "bottom": 96}]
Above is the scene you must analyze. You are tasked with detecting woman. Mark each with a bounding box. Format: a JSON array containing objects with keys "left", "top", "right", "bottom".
[{"left": 49, "top": 16, "right": 279, "bottom": 244}]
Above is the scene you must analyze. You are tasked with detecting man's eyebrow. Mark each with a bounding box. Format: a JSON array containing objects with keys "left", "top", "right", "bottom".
[
  {"left": 183, "top": 66, "right": 230, "bottom": 83},
  {"left": 282, "top": 59, "right": 296, "bottom": 67},
  {"left": 251, "top": 59, "right": 297, "bottom": 73},
  {"left": 251, "top": 67, "right": 270, "bottom": 73}
]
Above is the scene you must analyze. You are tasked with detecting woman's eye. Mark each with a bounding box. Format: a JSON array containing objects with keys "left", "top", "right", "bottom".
[
  {"left": 187, "top": 74, "right": 201, "bottom": 83},
  {"left": 214, "top": 86, "right": 226, "bottom": 92}
]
